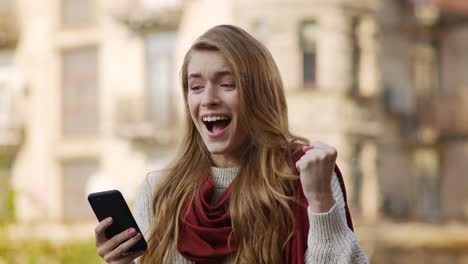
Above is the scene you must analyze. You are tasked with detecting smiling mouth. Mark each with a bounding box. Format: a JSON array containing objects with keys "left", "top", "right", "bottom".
[{"left": 203, "top": 116, "right": 232, "bottom": 134}]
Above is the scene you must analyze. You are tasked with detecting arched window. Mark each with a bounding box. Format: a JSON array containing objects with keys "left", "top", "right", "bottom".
[{"left": 300, "top": 20, "right": 318, "bottom": 90}]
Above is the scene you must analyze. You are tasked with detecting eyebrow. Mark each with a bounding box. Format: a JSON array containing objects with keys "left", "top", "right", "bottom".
[{"left": 188, "top": 70, "right": 232, "bottom": 80}]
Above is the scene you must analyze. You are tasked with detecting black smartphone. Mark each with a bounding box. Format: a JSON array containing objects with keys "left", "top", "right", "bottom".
[{"left": 88, "top": 190, "right": 147, "bottom": 252}]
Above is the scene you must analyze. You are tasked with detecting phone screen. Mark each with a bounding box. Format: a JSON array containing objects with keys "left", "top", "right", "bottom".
[{"left": 88, "top": 190, "right": 147, "bottom": 252}]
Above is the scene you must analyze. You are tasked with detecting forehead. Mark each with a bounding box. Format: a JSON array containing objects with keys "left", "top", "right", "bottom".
[{"left": 187, "top": 50, "right": 231, "bottom": 77}]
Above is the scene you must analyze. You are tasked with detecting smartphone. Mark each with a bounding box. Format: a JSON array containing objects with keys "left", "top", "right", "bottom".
[{"left": 88, "top": 190, "right": 147, "bottom": 252}]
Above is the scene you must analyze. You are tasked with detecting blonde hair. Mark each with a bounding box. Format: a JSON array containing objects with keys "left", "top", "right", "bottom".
[{"left": 139, "top": 24, "right": 308, "bottom": 264}]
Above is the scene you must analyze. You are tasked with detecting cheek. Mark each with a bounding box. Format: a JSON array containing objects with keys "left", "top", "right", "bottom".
[
  {"left": 229, "top": 97, "right": 241, "bottom": 116},
  {"left": 186, "top": 100, "right": 198, "bottom": 122},
  {"left": 187, "top": 95, "right": 196, "bottom": 111}
]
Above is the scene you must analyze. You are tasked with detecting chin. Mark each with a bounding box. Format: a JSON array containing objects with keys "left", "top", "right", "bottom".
[{"left": 206, "top": 145, "right": 229, "bottom": 155}]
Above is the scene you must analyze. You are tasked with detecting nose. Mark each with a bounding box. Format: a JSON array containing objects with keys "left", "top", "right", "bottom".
[{"left": 201, "top": 83, "right": 220, "bottom": 107}]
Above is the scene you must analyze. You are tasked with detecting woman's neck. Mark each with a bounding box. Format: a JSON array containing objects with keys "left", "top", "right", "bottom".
[{"left": 211, "top": 153, "right": 241, "bottom": 168}]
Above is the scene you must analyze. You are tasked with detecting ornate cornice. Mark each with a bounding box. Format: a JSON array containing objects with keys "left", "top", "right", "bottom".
[{"left": 115, "top": 7, "right": 182, "bottom": 33}]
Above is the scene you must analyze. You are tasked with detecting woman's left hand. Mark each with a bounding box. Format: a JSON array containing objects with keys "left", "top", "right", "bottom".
[{"left": 295, "top": 141, "right": 337, "bottom": 213}]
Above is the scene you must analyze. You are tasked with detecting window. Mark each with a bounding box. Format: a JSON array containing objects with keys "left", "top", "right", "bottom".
[
  {"left": 0, "top": 0, "right": 12, "bottom": 11},
  {"left": 0, "top": 50, "right": 17, "bottom": 145},
  {"left": 0, "top": 0, "right": 17, "bottom": 50},
  {"left": 61, "top": 47, "right": 99, "bottom": 136},
  {"left": 440, "top": 28, "right": 468, "bottom": 96},
  {"left": 300, "top": 21, "right": 318, "bottom": 89},
  {"left": 252, "top": 20, "right": 268, "bottom": 45},
  {"left": 0, "top": 0, "right": 12, "bottom": 12},
  {"left": 145, "top": 32, "right": 176, "bottom": 128},
  {"left": 61, "top": 0, "right": 95, "bottom": 26},
  {"left": 351, "top": 18, "right": 362, "bottom": 94},
  {"left": 413, "top": 39, "right": 440, "bottom": 99},
  {"left": 350, "top": 143, "right": 363, "bottom": 213},
  {"left": 62, "top": 159, "right": 99, "bottom": 220},
  {"left": 413, "top": 147, "right": 440, "bottom": 222}
]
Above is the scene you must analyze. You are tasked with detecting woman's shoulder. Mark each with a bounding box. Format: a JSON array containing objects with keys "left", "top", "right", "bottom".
[
  {"left": 134, "top": 171, "right": 168, "bottom": 239},
  {"left": 136, "top": 170, "right": 167, "bottom": 198}
]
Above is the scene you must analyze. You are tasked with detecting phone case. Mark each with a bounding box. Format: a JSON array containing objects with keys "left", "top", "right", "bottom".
[{"left": 88, "top": 190, "right": 147, "bottom": 252}]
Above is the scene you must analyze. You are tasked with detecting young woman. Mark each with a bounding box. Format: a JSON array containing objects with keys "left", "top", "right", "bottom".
[{"left": 94, "top": 25, "right": 369, "bottom": 264}]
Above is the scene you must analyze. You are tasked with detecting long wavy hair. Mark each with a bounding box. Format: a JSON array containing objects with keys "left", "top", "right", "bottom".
[{"left": 139, "top": 24, "right": 308, "bottom": 264}]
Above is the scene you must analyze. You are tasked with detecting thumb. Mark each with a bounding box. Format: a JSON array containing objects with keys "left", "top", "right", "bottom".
[{"left": 303, "top": 145, "right": 314, "bottom": 152}]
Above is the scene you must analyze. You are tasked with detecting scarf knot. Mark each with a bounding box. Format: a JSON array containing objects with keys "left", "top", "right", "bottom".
[{"left": 177, "top": 177, "right": 237, "bottom": 264}]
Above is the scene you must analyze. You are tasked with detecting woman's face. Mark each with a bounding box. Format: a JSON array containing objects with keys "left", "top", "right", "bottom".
[{"left": 187, "top": 50, "right": 247, "bottom": 166}]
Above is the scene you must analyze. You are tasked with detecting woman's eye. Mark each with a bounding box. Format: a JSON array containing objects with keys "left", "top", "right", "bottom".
[
  {"left": 221, "top": 84, "right": 236, "bottom": 88},
  {"left": 190, "top": 86, "right": 203, "bottom": 91}
]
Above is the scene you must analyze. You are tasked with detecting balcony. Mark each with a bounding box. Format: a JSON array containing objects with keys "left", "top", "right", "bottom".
[
  {"left": 422, "top": 94, "right": 468, "bottom": 138},
  {"left": 114, "top": 95, "right": 179, "bottom": 153},
  {"left": 113, "top": 0, "right": 182, "bottom": 33},
  {"left": 410, "top": 0, "right": 468, "bottom": 27},
  {"left": 400, "top": 92, "right": 468, "bottom": 145}
]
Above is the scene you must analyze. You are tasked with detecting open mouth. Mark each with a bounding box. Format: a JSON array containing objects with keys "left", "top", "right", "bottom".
[{"left": 202, "top": 115, "right": 232, "bottom": 134}]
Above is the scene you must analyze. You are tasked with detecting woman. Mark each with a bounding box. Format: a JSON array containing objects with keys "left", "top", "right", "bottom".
[{"left": 94, "top": 25, "right": 368, "bottom": 264}]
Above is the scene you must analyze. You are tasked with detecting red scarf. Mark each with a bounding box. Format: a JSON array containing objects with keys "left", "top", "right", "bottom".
[{"left": 177, "top": 145, "right": 354, "bottom": 263}]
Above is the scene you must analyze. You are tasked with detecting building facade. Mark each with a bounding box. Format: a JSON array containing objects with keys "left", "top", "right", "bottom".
[{"left": 1, "top": 0, "right": 468, "bottom": 262}]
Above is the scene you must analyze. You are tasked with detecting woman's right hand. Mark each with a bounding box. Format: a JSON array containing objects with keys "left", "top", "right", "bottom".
[{"left": 95, "top": 217, "right": 146, "bottom": 264}]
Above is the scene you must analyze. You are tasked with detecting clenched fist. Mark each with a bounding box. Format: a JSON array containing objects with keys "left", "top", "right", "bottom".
[{"left": 295, "top": 141, "right": 337, "bottom": 213}]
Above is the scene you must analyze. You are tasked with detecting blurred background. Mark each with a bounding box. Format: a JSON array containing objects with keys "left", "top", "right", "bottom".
[{"left": 0, "top": 0, "right": 468, "bottom": 263}]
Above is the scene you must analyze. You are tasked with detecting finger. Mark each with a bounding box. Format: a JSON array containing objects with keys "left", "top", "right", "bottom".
[
  {"left": 298, "top": 148, "right": 324, "bottom": 165},
  {"left": 310, "top": 141, "right": 330, "bottom": 149},
  {"left": 95, "top": 217, "right": 113, "bottom": 246},
  {"left": 115, "top": 250, "right": 146, "bottom": 264},
  {"left": 298, "top": 146, "right": 335, "bottom": 171},
  {"left": 312, "top": 141, "right": 336, "bottom": 153},
  {"left": 296, "top": 152, "right": 322, "bottom": 173},
  {"left": 314, "top": 141, "right": 336, "bottom": 154},
  {"left": 295, "top": 158, "right": 303, "bottom": 173},
  {"left": 308, "top": 142, "right": 336, "bottom": 157},
  {"left": 102, "top": 228, "right": 138, "bottom": 255},
  {"left": 303, "top": 145, "right": 314, "bottom": 152},
  {"left": 105, "top": 232, "right": 143, "bottom": 262},
  {"left": 304, "top": 148, "right": 327, "bottom": 158}
]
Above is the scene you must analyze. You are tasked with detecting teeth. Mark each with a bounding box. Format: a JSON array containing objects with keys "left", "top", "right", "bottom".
[{"left": 203, "top": 116, "right": 229, "bottom": 122}]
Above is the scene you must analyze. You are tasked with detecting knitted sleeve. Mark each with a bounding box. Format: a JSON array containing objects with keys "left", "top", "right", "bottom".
[
  {"left": 133, "top": 172, "right": 162, "bottom": 264},
  {"left": 304, "top": 172, "right": 369, "bottom": 263},
  {"left": 134, "top": 174, "right": 155, "bottom": 241}
]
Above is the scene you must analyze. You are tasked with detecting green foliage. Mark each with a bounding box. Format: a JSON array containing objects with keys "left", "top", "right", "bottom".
[
  {"left": 0, "top": 188, "right": 16, "bottom": 226},
  {"left": 0, "top": 151, "right": 15, "bottom": 227},
  {"left": 0, "top": 238, "right": 105, "bottom": 264}
]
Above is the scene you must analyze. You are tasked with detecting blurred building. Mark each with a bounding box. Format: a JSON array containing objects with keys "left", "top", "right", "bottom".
[
  {"left": 2, "top": 0, "right": 468, "bottom": 263},
  {"left": 368, "top": 1, "right": 468, "bottom": 262},
  {"left": 0, "top": 0, "right": 22, "bottom": 223},
  {"left": 378, "top": 0, "right": 468, "bottom": 223}
]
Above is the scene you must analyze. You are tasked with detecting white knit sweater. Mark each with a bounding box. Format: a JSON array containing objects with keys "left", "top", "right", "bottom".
[{"left": 134, "top": 167, "right": 368, "bottom": 263}]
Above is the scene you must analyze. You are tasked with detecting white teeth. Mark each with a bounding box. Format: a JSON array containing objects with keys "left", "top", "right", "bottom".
[{"left": 202, "top": 116, "right": 229, "bottom": 122}]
